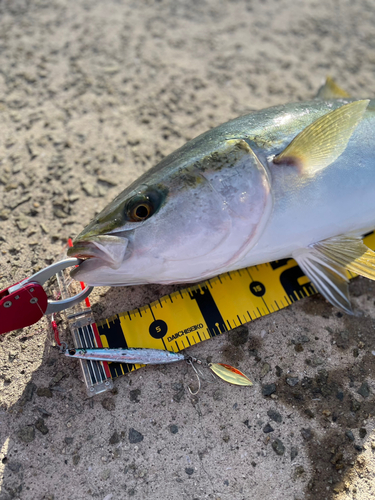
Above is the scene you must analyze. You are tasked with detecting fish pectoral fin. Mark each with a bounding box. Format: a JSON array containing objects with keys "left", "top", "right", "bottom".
[
  {"left": 316, "top": 76, "right": 350, "bottom": 99},
  {"left": 293, "top": 235, "right": 375, "bottom": 314},
  {"left": 273, "top": 99, "right": 369, "bottom": 175},
  {"left": 292, "top": 246, "right": 353, "bottom": 314},
  {"left": 313, "top": 235, "right": 375, "bottom": 281}
]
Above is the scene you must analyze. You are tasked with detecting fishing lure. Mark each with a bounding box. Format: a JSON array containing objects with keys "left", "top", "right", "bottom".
[
  {"left": 64, "top": 347, "right": 185, "bottom": 364},
  {"left": 63, "top": 346, "right": 253, "bottom": 388}
]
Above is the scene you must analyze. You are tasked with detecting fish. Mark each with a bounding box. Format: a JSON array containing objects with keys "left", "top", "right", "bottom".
[
  {"left": 64, "top": 347, "right": 185, "bottom": 364},
  {"left": 67, "top": 78, "right": 375, "bottom": 313}
]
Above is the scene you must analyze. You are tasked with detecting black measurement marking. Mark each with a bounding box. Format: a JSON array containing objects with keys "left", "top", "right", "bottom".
[
  {"left": 108, "top": 361, "right": 133, "bottom": 379},
  {"left": 274, "top": 300, "right": 280, "bottom": 311},
  {"left": 218, "top": 276, "right": 222, "bottom": 284},
  {"left": 168, "top": 294, "right": 173, "bottom": 303},
  {"left": 99, "top": 316, "right": 128, "bottom": 349},
  {"left": 158, "top": 299, "right": 163, "bottom": 308},
  {"left": 227, "top": 272, "right": 233, "bottom": 280},
  {"left": 197, "top": 331, "right": 202, "bottom": 342},
  {"left": 186, "top": 336, "right": 191, "bottom": 346},
  {"left": 257, "top": 307, "right": 262, "bottom": 317},
  {"left": 137, "top": 308, "right": 142, "bottom": 318},
  {"left": 149, "top": 305, "right": 156, "bottom": 321},
  {"left": 227, "top": 319, "right": 232, "bottom": 330},
  {"left": 250, "top": 281, "right": 266, "bottom": 297},
  {"left": 237, "top": 315, "right": 243, "bottom": 325},
  {"left": 127, "top": 311, "right": 132, "bottom": 321},
  {"left": 262, "top": 298, "right": 271, "bottom": 314},
  {"left": 149, "top": 319, "right": 168, "bottom": 339},
  {"left": 270, "top": 258, "right": 293, "bottom": 270},
  {"left": 189, "top": 286, "right": 226, "bottom": 337},
  {"left": 246, "top": 268, "right": 254, "bottom": 281},
  {"left": 247, "top": 310, "right": 253, "bottom": 321},
  {"left": 280, "top": 264, "right": 311, "bottom": 302},
  {"left": 175, "top": 340, "right": 180, "bottom": 351}
]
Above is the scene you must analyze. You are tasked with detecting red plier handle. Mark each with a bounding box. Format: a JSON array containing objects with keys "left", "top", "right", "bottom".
[{"left": 0, "top": 258, "right": 93, "bottom": 335}]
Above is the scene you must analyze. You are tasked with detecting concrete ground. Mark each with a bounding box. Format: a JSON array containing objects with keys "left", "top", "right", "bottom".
[{"left": 0, "top": 0, "right": 375, "bottom": 499}]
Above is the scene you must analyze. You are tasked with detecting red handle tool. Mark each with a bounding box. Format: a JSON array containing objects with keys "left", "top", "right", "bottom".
[{"left": 0, "top": 259, "right": 93, "bottom": 335}]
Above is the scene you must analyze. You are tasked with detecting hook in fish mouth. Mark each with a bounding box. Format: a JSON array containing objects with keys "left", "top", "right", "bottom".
[{"left": 67, "top": 234, "right": 129, "bottom": 270}]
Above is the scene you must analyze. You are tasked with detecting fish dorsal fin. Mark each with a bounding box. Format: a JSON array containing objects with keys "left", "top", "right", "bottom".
[
  {"left": 293, "top": 235, "right": 375, "bottom": 314},
  {"left": 316, "top": 76, "right": 350, "bottom": 99},
  {"left": 273, "top": 100, "right": 369, "bottom": 175}
]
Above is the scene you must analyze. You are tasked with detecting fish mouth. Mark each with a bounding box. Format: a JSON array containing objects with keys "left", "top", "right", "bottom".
[{"left": 67, "top": 235, "right": 129, "bottom": 270}]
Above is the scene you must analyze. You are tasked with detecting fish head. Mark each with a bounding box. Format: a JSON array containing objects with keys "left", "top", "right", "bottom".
[{"left": 68, "top": 139, "right": 272, "bottom": 285}]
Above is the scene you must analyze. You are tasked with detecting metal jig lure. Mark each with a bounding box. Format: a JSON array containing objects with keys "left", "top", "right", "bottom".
[{"left": 62, "top": 345, "right": 253, "bottom": 391}]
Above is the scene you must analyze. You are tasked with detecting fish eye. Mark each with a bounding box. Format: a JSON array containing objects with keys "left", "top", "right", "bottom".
[
  {"left": 125, "top": 187, "right": 167, "bottom": 223},
  {"left": 127, "top": 197, "right": 154, "bottom": 222},
  {"left": 133, "top": 202, "right": 152, "bottom": 221}
]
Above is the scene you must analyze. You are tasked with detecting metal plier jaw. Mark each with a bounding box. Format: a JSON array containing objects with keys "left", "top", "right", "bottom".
[{"left": 0, "top": 258, "right": 93, "bottom": 335}]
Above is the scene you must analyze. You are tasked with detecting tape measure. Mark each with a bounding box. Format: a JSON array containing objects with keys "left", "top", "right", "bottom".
[{"left": 96, "top": 231, "right": 375, "bottom": 380}]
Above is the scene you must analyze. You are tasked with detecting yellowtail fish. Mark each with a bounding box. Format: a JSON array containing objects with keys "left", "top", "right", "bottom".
[{"left": 68, "top": 78, "right": 375, "bottom": 313}]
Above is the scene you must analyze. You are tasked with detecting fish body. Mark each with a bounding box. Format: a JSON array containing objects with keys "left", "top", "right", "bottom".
[
  {"left": 232, "top": 99, "right": 375, "bottom": 265},
  {"left": 64, "top": 347, "right": 185, "bottom": 364},
  {"left": 68, "top": 84, "right": 375, "bottom": 313}
]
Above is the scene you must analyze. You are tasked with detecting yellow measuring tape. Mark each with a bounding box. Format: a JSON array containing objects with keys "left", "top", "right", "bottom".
[{"left": 97, "top": 232, "right": 375, "bottom": 379}]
